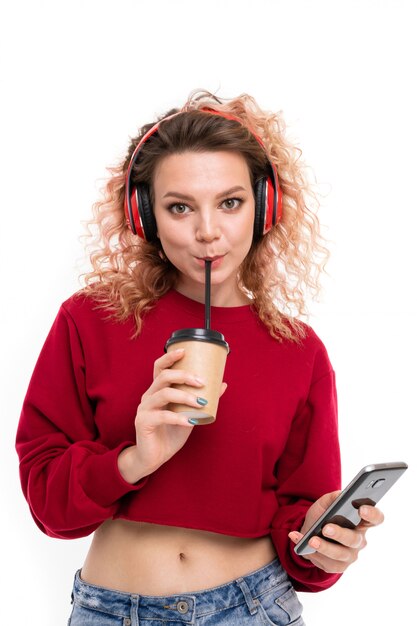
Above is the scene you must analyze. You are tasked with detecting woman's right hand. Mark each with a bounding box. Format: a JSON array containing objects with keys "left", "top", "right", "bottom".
[{"left": 118, "top": 348, "right": 226, "bottom": 484}]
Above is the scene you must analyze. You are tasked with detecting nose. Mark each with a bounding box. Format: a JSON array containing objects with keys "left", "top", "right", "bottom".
[{"left": 195, "top": 210, "right": 221, "bottom": 242}]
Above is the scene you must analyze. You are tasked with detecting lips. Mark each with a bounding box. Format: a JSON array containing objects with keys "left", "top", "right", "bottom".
[{"left": 195, "top": 254, "right": 226, "bottom": 268}]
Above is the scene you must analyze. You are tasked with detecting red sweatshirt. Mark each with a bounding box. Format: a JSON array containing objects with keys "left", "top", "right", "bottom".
[{"left": 16, "top": 288, "right": 341, "bottom": 592}]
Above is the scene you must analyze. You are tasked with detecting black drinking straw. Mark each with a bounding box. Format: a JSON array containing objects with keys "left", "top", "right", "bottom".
[{"left": 205, "top": 260, "right": 211, "bottom": 330}]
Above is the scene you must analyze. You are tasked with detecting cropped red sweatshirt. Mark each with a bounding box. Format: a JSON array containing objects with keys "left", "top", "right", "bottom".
[{"left": 16, "top": 289, "right": 341, "bottom": 592}]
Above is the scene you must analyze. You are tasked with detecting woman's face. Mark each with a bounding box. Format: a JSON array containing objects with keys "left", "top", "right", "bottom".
[{"left": 153, "top": 150, "right": 255, "bottom": 305}]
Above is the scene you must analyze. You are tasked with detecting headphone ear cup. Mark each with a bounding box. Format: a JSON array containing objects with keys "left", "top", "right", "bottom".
[
  {"left": 137, "top": 183, "right": 158, "bottom": 242},
  {"left": 254, "top": 177, "right": 267, "bottom": 240}
]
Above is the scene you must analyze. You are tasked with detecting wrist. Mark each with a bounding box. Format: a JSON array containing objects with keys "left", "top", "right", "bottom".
[{"left": 117, "top": 445, "right": 153, "bottom": 484}]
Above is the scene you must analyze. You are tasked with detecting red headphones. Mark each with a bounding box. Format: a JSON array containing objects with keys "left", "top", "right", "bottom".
[{"left": 124, "top": 108, "right": 283, "bottom": 242}]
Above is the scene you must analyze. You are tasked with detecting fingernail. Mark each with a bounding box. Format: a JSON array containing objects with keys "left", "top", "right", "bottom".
[
  {"left": 174, "top": 348, "right": 184, "bottom": 354},
  {"left": 188, "top": 418, "right": 199, "bottom": 425},
  {"left": 310, "top": 538, "right": 321, "bottom": 549},
  {"left": 194, "top": 377, "right": 205, "bottom": 385},
  {"left": 323, "top": 525, "right": 335, "bottom": 536},
  {"left": 196, "top": 397, "right": 208, "bottom": 406}
]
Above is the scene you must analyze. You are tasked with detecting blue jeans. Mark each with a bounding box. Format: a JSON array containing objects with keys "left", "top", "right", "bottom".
[{"left": 68, "top": 557, "right": 305, "bottom": 625}]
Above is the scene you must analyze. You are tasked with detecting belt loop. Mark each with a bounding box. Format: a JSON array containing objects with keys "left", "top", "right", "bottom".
[
  {"left": 129, "top": 594, "right": 139, "bottom": 626},
  {"left": 235, "top": 577, "right": 259, "bottom": 616}
]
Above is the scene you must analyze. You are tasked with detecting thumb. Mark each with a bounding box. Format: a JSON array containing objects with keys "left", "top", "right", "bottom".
[
  {"left": 219, "top": 382, "right": 228, "bottom": 397},
  {"left": 317, "top": 490, "right": 342, "bottom": 511}
]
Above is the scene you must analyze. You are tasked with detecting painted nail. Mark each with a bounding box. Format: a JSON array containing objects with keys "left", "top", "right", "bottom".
[
  {"left": 188, "top": 418, "right": 200, "bottom": 425},
  {"left": 196, "top": 397, "right": 208, "bottom": 406}
]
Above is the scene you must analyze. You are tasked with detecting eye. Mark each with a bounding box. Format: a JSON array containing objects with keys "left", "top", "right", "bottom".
[
  {"left": 221, "top": 197, "right": 242, "bottom": 210},
  {"left": 167, "top": 203, "right": 190, "bottom": 215}
]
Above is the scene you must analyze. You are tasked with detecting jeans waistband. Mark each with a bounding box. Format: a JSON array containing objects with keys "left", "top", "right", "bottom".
[{"left": 72, "top": 557, "right": 289, "bottom": 620}]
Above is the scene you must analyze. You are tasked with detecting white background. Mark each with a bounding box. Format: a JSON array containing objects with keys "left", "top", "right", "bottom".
[{"left": 1, "top": 1, "right": 416, "bottom": 624}]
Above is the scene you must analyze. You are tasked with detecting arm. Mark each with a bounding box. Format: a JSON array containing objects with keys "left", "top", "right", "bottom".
[
  {"left": 270, "top": 369, "right": 342, "bottom": 592},
  {"left": 15, "top": 304, "right": 149, "bottom": 539}
]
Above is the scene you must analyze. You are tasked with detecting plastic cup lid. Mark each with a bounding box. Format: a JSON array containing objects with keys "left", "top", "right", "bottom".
[{"left": 165, "top": 328, "right": 230, "bottom": 353}]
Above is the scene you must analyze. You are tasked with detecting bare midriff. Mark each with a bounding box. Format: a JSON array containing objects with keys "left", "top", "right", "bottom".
[{"left": 81, "top": 519, "right": 277, "bottom": 595}]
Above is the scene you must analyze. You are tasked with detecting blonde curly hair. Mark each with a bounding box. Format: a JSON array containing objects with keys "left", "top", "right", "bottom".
[{"left": 79, "top": 89, "right": 331, "bottom": 343}]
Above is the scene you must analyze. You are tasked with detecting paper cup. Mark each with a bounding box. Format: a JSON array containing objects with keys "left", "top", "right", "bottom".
[{"left": 165, "top": 328, "right": 229, "bottom": 425}]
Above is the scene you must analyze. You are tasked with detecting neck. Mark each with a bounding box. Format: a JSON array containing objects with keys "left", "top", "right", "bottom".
[{"left": 174, "top": 280, "right": 252, "bottom": 307}]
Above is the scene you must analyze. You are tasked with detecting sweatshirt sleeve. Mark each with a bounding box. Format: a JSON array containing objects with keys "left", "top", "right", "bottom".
[
  {"left": 15, "top": 303, "right": 149, "bottom": 539},
  {"left": 270, "top": 367, "right": 342, "bottom": 592}
]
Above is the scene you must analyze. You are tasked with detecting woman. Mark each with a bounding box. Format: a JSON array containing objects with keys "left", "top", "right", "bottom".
[{"left": 16, "top": 90, "right": 383, "bottom": 625}]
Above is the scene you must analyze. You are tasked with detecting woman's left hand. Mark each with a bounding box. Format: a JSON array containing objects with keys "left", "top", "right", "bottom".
[{"left": 288, "top": 491, "right": 385, "bottom": 573}]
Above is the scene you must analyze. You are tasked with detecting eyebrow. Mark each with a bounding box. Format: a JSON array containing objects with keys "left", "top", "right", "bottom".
[{"left": 162, "top": 185, "right": 247, "bottom": 201}]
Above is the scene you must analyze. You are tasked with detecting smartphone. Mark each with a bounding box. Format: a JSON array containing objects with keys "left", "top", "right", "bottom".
[{"left": 294, "top": 462, "right": 408, "bottom": 556}]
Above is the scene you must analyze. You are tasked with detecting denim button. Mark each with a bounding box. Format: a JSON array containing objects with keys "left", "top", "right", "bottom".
[
  {"left": 177, "top": 601, "right": 189, "bottom": 613},
  {"left": 124, "top": 619, "right": 131, "bottom": 626}
]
